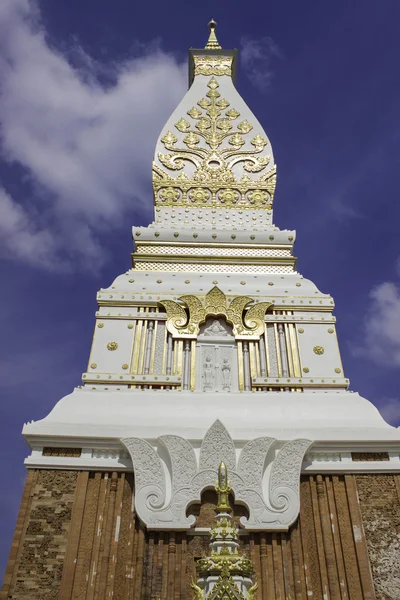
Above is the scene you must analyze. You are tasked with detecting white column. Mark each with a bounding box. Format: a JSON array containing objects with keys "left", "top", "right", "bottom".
[{"left": 243, "top": 342, "right": 251, "bottom": 391}]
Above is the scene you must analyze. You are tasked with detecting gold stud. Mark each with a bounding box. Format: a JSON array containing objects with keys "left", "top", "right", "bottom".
[
  {"left": 107, "top": 341, "right": 118, "bottom": 351},
  {"left": 90, "top": 363, "right": 97, "bottom": 369},
  {"left": 97, "top": 323, "right": 104, "bottom": 328},
  {"left": 122, "top": 364, "right": 129, "bottom": 370},
  {"left": 303, "top": 367, "right": 309, "bottom": 373},
  {"left": 313, "top": 346, "right": 324, "bottom": 355}
]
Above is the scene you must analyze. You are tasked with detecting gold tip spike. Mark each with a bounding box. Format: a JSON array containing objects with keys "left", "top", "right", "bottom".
[
  {"left": 205, "top": 19, "right": 222, "bottom": 50},
  {"left": 216, "top": 461, "right": 232, "bottom": 512}
]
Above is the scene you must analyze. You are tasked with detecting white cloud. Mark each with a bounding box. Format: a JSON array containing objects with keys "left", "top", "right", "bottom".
[
  {"left": 377, "top": 398, "right": 400, "bottom": 426},
  {"left": 0, "top": 187, "right": 59, "bottom": 268},
  {"left": 240, "top": 36, "right": 282, "bottom": 91},
  {"left": 354, "top": 281, "right": 400, "bottom": 366},
  {"left": 0, "top": 0, "right": 186, "bottom": 270}
]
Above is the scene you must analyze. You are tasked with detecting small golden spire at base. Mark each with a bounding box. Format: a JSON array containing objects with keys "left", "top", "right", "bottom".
[
  {"left": 216, "top": 461, "right": 232, "bottom": 512},
  {"left": 205, "top": 19, "right": 222, "bottom": 50}
]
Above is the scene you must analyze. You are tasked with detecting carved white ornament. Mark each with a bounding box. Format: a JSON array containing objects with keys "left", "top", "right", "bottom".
[{"left": 122, "top": 420, "right": 312, "bottom": 531}]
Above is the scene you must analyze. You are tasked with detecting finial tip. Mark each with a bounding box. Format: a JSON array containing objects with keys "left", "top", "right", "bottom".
[{"left": 205, "top": 19, "right": 222, "bottom": 50}]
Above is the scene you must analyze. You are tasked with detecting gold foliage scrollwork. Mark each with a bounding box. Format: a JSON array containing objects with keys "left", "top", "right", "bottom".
[
  {"left": 244, "top": 302, "right": 273, "bottom": 336},
  {"left": 193, "top": 55, "right": 233, "bottom": 77},
  {"left": 160, "top": 287, "right": 272, "bottom": 339},
  {"left": 159, "top": 300, "right": 191, "bottom": 334},
  {"left": 153, "top": 76, "right": 276, "bottom": 210}
]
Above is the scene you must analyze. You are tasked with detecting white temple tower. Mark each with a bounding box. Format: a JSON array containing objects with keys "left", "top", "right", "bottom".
[{"left": 2, "top": 21, "right": 400, "bottom": 600}]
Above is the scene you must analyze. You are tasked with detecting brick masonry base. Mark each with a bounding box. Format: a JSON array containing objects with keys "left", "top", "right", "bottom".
[{"left": 1, "top": 471, "right": 399, "bottom": 600}]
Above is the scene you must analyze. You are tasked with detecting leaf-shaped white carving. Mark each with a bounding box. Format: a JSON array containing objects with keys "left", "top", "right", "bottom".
[
  {"left": 199, "top": 419, "right": 236, "bottom": 472},
  {"left": 121, "top": 437, "right": 166, "bottom": 522},
  {"left": 270, "top": 439, "right": 312, "bottom": 493},
  {"left": 237, "top": 437, "right": 275, "bottom": 490},
  {"left": 159, "top": 435, "right": 197, "bottom": 491}
]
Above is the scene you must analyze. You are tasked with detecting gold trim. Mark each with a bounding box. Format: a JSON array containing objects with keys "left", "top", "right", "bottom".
[
  {"left": 150, "top": 320, "right": 157, "bottom": 374},
  {"left": 161, "top": 324, "right": 167, "bottom": 375},
  {"left": 264, "top": 324, "right": 270, "bottom": 376},
  {"left": 176, "top": 340, "right": 183, "bottom": 376},
  {"left": 132, "top": 320, "right": 143, "bottom": 374},
  {"left": 249, "top": 342, "right": 257, "bottom": 380},
  {"left": 255, "top": 341, "right": 261, "bottom": 377},
  {"left": 138, "top": 320, "right": 148, "bottom": 374},
  {"left": 97, "top": 299, "right": 334, "bottom": 312},
  {"left": 237, "top": 342, "right": 244, "bottom": 391},
  {"left": 134, "top": 255, "right": 295, "bottom": 265},
  {"left": 283, "top": 321, "right": 294, "bottom": 377},
  {"left": 127, "top": 320, "right": 136, "bottom": 373},
  {"left": 190, "top": 340, "right": 196, "bottom": 391},
  {"left": 135, "top": 241, "right": 293, "bottom": 250},
  {"left": 289, "top": 323, "right": 301, "bottom": 377},
  {"left": 274, "top": 322, "right": 282, "bottom": 377}
]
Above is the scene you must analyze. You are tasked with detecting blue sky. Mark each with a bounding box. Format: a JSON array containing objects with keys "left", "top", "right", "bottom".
[{"left": 1, "top": 0, "right": 400, "bottom": 575}]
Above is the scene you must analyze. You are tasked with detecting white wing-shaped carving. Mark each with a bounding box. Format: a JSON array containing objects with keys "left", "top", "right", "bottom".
[
  {"left": 268, "top": 438, "right": 313, "bottom": 526},
  {"left": 121, "top": 437, "right": 166, "bottom": 525},
  {"left": 159, "top": 435, "right": 197, "bottom": 490},
  {"left": 199, "top": 419, "right": 236, "bottom": 472},
  {"left": 237, "top": 437, "right": 275, "bottom": 489}
]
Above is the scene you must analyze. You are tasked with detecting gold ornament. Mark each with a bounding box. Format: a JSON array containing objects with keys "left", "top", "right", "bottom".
[
  {"left": 335, "top": 368, "right": 341, "bottom": 373},
  {"left": 107, "top": 341, "right": 118, "bottom": 351},
  {"left": 90, "top": 363, "right": 97, "bottom": 369},
  {"left": 159, "top": 187, "right": 180, "bottom": 202},
  {"left": 303, "top": 367, "right": 310, "bottom": 373},
  {"left": 122, "top": 364, "right": 129, "bottom": 370},
  {"left": 97, "top": 323, "right": 104, "bottom": 328},
  {"left": 313, "top": 346, "right": 324, "bottom": 355},
  {"left": 153, "top": 77, "right": 276, "bottom": 210},
  {"left": 160, "top": 286, "right": 272, "bottom": 339}
]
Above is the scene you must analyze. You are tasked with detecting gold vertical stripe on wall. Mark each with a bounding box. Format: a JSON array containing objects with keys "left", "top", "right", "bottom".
[
  {"left": 274, "top": 322, "right": 283, "bottom": 377},
  {"left": 161, "top": 324, "right": 167, "bottom": 375},
  {"left": 190, "top": 341, "right": 196, "bottom": 391},
  {"left": 237, "top": 342, "right": 244, "bottom": 391},
  {"left": 128, "top": 320, "right": 137, "bottom": 373},
  {"left": 177, "top": 340, "right": 183, "bottom": 376},
  {"left": 284, "top": 322, "right": 295, "bottom": 377},
  {"left": 150, "top": 321, "right": 157, "bottom": 374},
  {"left": 289, "top": 324, "right": 301, "bottom": 377},
  {"left": 132, "top": 320, "right": 143, "bottom": 374},
  {"left": 255, "top": 342, "right": 261, "bottom": 377},
  {"left": 264, "top": 325, "right": 270, "bottom": 376},
  {"left": 249, "top": 342, "right": 257, "bottom": 381},
  {"left": 295, "top": 325, "right": 303, "bottom": 374},
  {"left": 138, "top": 320, "right": 148, "bottom": 375}
]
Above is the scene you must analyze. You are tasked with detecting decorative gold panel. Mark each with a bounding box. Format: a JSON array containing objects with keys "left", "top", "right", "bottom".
[
  {"left": 153, "top": 77, "right": 276, "bottom": 210},
  {"left": 194, "top": 55, "right": 233, "bottom": 76},
  {"left": 160, "top": 286, "right": 272, "bottom": 339}
]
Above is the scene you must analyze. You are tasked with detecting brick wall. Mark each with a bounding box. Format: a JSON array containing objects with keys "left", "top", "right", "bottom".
[
  {"left": 356, "top": 474, "right": 400, "bottom": 600},
  {"left": 3, "top": 470, "right": 400, "bottom": 600}
]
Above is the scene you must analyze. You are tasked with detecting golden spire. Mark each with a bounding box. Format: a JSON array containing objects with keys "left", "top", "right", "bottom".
[
  {"left": 205, "top": 19, "right": 222, "bottom": 50},
  {"left": 215, "top": 462, "right": 232, "bottom": 512}
]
